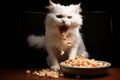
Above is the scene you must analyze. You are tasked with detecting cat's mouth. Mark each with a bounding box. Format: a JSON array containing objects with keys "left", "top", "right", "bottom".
[{"left": 59, "top": 25, "right": 68, "bottom": 34}]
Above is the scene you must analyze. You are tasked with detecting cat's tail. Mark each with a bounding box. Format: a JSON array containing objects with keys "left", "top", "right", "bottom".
[{"left": 27, "top": 34, "right": 45, "bottom": 48}]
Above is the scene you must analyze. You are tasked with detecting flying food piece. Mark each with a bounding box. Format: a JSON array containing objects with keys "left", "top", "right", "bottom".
[
  {"left": 60, "top": 32, "right": 73, "bottom": 56},
  {"left": 67, "top": 41, "right": 72, "bottom": 47},
  {"left": 60, "top": 50, "right": 64, "bottom": 55}
]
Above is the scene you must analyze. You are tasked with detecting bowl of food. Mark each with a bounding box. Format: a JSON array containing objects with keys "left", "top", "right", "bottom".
[{"left": 60, "top": 55, "right": 111, "bottom": 76}]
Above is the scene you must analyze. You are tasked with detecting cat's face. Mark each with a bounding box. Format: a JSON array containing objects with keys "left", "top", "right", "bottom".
[{"left": 45, "top": 0, "right": 83, "bottom": 34}]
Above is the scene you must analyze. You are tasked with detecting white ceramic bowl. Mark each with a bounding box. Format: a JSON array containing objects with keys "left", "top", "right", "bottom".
[{"left": 60, "top": 60, "right": 111, "bottom": 75}]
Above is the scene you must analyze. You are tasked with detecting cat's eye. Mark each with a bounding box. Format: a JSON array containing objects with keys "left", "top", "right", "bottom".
[
  {"left": 56, "top": 15, "right": 64, "bottom": 18},
  {"left": 67, "top": 16, "right": 72, "bottom": 19}
]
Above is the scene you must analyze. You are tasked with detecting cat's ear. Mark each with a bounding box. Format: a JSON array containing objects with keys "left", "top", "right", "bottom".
[
  {"left": 49, "top": 0, "right": 56, "bottom": 7},
  {"left": 74, "top": 3, "right": 82, "bottom": 13},
  {"left": 47, "top": 0, "right": 56, "bottom": 12}
]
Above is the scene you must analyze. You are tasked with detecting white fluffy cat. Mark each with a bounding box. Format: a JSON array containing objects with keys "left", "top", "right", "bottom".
[{"left": 27, "top": 0, "right": 89, "bottom": 70}]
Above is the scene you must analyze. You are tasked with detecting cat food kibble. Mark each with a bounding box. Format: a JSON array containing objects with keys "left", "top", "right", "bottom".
[
  {"left": 26, "top": 68, "right": 64, "bottom": 79},
  {"left": 60, "top": 32, "right": 73, "bottom": 55},
  {"left": 62, "top": 35, "right": 68, "bottom": 40},
  {"left": 26, "top": 70, "right": 31, "bottom": 74},
  {"left": 67, "top": 41, "right": 72, "bottom": 47},
  {"left": 61, "top": 32, "right": 72, "bottom": 47},
  {"left": 60, "top": 50, "right": 65, "bottom": 55},
  {"left": 62, "top": 54, "right": 108, "bottom": 68}
]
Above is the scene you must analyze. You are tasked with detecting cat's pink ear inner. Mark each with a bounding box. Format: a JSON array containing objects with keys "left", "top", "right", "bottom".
[
  {"left": 75, "top": 3, "right": 82, "bottom": 13},
  {"left": 77, "top": 3, "right": 81, "bottom": 7},
  {"left": 48, "top": 0, "right": 56, "bottom": 12},
  {"left": 49, "top": 0, "right": 56, "bottom": 7}
]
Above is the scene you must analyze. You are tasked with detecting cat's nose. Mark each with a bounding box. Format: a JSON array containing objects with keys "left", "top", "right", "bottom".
[{"left": 62, "top": 20, "right": 66, "bottom": 24}]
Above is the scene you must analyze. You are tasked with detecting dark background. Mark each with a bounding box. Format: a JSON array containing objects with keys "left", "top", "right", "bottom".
[{"left": 1, "top": 0, "right": 119, "bottom": 68}]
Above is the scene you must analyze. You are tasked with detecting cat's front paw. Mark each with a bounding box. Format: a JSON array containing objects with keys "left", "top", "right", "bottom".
[
  {"left": 69, "top": 56, "right": 75, "bottom": 59},
  {"left": 50, "top": 66, "right": 60, "bottom": 71}
]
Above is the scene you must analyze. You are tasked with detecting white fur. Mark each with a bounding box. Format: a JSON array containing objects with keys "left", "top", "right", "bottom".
[
  {"left": 27, "top": 0, "right": 89, "bottom": 70},
  {"left": 27, "top": 34, "right": 45, "bottom": 48}
]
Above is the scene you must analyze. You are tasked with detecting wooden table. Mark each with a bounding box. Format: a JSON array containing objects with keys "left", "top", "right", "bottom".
[{"left": 0, "top": 68, "right": 120, "bottom": 80}]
